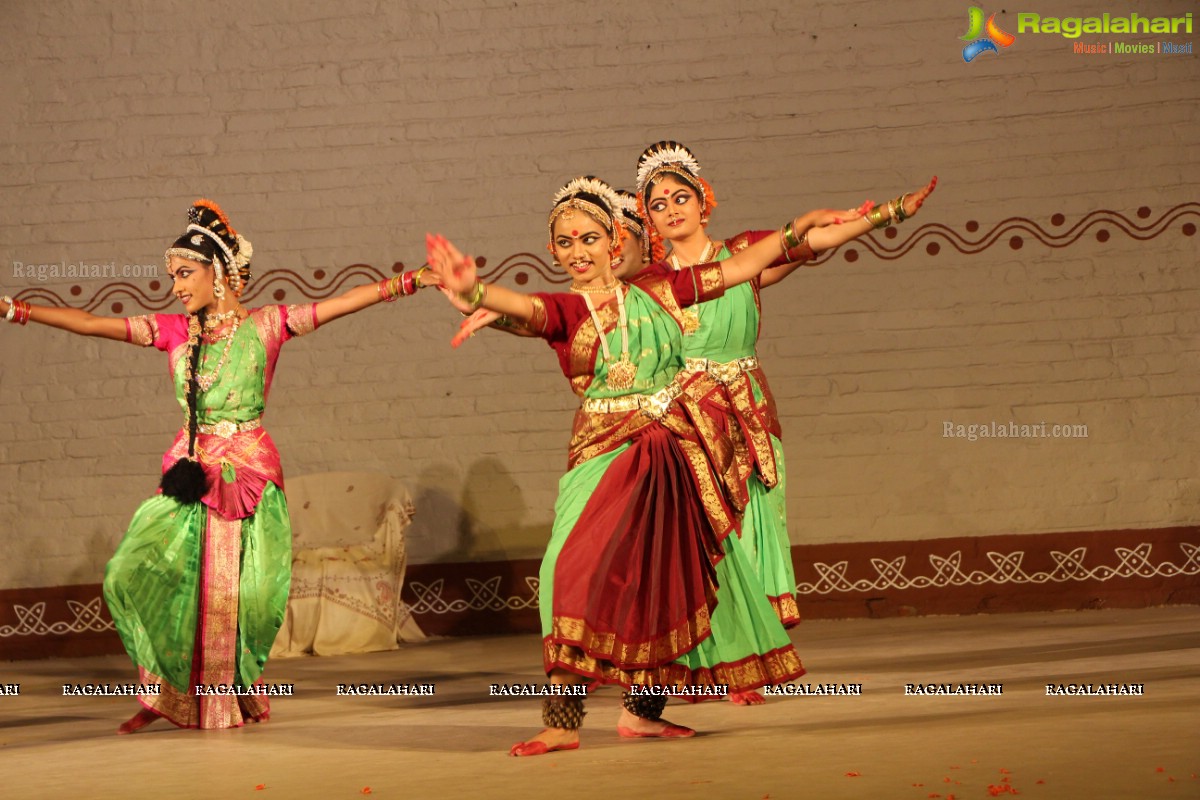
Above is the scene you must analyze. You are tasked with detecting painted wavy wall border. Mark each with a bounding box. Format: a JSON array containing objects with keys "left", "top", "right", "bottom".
[{"left": 12, "top": 204, "right": 1197, "bottom": 314}]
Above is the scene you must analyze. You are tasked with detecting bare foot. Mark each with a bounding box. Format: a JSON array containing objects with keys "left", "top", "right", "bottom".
[
  {"left": 728, "top": 690, "right": 766, "bottom": 706},
  {"left": 615, "top": 707, "right": 695, "bottom": 738},
  {"left": 117, "top": 708, "right": 160, "bottom": 735},
  {"left": 509, "top": 727, "right": 580, "bottom": 757}
]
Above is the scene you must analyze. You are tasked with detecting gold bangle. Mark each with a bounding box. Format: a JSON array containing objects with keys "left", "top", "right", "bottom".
[
  {"left": 784, "top": 230, "right": 813, "bottom": 261},
  {"left": 866, "top": 205, "right": 891, "bottom": 229},
  {"left": 894, "top": 194, "right": 911, "bottom": 223},
  {"left": 785, "top": 220, "right": 802, "bottom": 250},
  {"left": 414, "top": 266, "right": 431, "bottom": 289},
  {"left": 457, "top": 281, "right": 486, "bottom": 312}
]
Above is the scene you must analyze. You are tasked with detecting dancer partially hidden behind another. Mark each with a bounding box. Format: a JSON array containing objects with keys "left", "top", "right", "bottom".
[
  {"left": 636, "top": 141, "right": 938, "bottom": 705},
  {"left": 1, "top": 200, "right": 432, "bottom": 733}
]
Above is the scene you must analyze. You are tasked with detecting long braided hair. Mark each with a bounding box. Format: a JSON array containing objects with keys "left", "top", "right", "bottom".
[{"left": 159, "top": 309, "right": 209, "bottom": 504}]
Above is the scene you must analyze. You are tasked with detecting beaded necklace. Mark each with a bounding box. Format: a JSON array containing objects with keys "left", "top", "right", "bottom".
[
  {"left": 579, "top": 285, "right": 636, "bottom": 392},
  {"left": 667, "top": 240, "right": 716, "bottom": 336},
  {"left": 196, "top": 315, "right": 243, "bottom": 392}
]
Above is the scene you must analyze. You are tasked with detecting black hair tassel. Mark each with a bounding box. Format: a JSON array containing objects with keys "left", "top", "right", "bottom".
[{"left": 160, "top": 457, "right": 208, "bottom": 504}]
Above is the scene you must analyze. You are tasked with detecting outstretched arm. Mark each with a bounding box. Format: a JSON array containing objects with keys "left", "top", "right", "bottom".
[
  {"left": 313, "top": 268, "right": 432, "bottom": 326},
  {"left": 0, "top": 295, "right": 128, "bottom": 341},
  {"left": 808, "top": 177, "right": 936, "bottom": 253},
  {"left": 759, "top": 205, "right": 868, "bottom": 288},
  {"left": 722, "top": 177, "right": 937, "bottom": 290},
  {"left": 426, "top": 235, "right": 537, "bottom": 321},
  {"left": 440, "top": 291, "right": 537, "bottom": 346},
  {"left": 758, "top": 177, "right": 936, "bottom": 287}
]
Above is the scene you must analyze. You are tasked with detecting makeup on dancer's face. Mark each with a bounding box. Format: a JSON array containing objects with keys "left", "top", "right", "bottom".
[
  {"left": 646, "top": 175, "right": 702, "bottom": 239},
  {"left": 166, "top": 255, "right": 214, "bottom": 313},
  {"left": 611, "top": 226, "right": 644, "bottom": 279},
  {"left": 551, "top": 213, "right": 613, "bottom": 280}
]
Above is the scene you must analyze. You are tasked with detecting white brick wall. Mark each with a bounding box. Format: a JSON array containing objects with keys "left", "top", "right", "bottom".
[{"left": 0, "top": 0, "right": 1197, "bottom": 589}]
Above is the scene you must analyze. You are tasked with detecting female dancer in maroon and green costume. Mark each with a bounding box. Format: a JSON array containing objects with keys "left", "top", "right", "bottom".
[
  {"left": 636, "top": 141, "right": 937, "bottom": 703},
  {"left": 433, "top": 177, "right": 802, "bottom": 756}
]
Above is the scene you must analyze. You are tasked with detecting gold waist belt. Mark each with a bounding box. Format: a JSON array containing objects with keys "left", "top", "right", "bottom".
[
  {"left": 581, "top": 382, "right": 683, "bottom": 421},
  {"left": 682, "top": 355, "right": 760, "bottom": 384},
  {"left": 196, "top": 418, "right": 263, "bottom": 439}
]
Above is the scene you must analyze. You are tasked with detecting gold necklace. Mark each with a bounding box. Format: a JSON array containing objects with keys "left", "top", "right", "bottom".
[
  {"left": 580, "top": 285, "right": 636, "bottom": 392},
  {"left": 196, "top": 316, "right": 241, "bottom": 392},
  {"left": 203, "top": 306, "right": 244, "bottom": 329},
  {"left": 570, "top": 280, "right": 619, "bottom": 295},
  {"left": 667, "top": 241, "right": 717, "bottom": 336}
]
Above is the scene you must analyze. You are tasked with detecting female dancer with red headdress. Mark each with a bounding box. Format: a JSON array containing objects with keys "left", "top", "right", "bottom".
[{"left": 1, "top": 200, "right": 431, "bottom": 733}]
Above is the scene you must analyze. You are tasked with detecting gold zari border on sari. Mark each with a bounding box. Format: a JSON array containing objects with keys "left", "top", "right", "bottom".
[
  {"left": 679, "top": 358, "right": 781, "bottom": 490},
  {"left": 770, "top": 594, "right": 802, "bottom": 628},
  {"left": 126, "top": 315, "right": 158, "bottom": 348},
  {"left": 544, "top": 640, "right": 805, "bottom": 695},
  {"left": 550, "top": 602, "right": 713, "bottom": 671}
]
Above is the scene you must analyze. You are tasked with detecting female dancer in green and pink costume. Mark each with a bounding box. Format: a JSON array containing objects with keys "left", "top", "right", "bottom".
[{"left": 1, "top": 199, "right": 432, "bottom": 732}]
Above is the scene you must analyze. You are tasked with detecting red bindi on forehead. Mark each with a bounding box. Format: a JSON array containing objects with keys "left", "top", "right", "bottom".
[
  {"left": 662, "top": 189, "right": 670, "bottom": 195},
  {"left": 571, "top": 230, "right": 578, "bottom": 236}
]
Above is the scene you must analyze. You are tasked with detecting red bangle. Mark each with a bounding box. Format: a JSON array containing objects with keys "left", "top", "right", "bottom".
[
  {"left": 379, "top": 276, "right": 404, "bottom": 302},
  {"left": 401, "top": 271, "right": 416, "bottom": 297}
]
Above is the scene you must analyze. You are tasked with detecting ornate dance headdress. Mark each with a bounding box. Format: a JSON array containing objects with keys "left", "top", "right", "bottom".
[
  {"left": 547, "top": 176, "right": 625, "bottom": 256},
  {"left": 635, "top": 140, "right": 704, "bottom": 199},
  {"left": 164, "top": 199, "right": 254, "bottom": 294},
  {"left": 613, "top": 189, "right": 643, "bottom": 237},
  {"left": 633, "top": 141, "right": 719, "bottom": 262}
]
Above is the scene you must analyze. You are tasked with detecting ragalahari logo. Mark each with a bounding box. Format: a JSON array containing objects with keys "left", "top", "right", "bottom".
[{"left": 961, "top": 7, "right": 1016, "bottom": 61}]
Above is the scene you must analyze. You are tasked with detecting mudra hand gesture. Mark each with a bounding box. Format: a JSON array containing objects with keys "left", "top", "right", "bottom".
[
  {"left": 806, "top": 200, "right": 873, "bottom": 229},
  {"left": 426, "top": 233, "right": 479, "bottom": 299},
  {"left": 453, "top": 306, "right": 504, "bottom": 344},
  {"left": 869, "top": 176, "right": 937, "bottom": 224},
  {"left": 807, "top": 177, "right": 935, "bottom": 234}
]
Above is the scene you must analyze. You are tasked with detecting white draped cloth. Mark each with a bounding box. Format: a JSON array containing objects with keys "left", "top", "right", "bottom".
[{"left": 271, "top": 472, "right": 425, "bottom": 657}]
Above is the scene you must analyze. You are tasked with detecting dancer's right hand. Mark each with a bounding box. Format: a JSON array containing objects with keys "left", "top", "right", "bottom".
[
  {"left": 426, "top": 233, "right": 478, "bottom": 296},
  {"left": 898, "top": 176, "right": 938, "bottom": 219},
  {"left": 805, "top": 202, "right": 872, "bottom": 229}
]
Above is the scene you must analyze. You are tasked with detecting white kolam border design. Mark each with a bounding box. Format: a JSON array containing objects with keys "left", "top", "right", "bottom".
[
  {"left": 3, "top": 542, "right": 1197, "bottom": 636},
  {"left": 404, "top": 576, "right": 540, "bottom": 615},
  {"left": 0, "top": 598, "right": 113, "bottom": 637},
  {"left": 795, "top": 543, "right": 1200, "bottom": 595},
  {"left": 396, "top": 542, "right": 1200, "bottom": 614}
]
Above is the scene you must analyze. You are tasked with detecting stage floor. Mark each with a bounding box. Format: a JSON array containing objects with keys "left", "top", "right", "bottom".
[{"left": 3, "top": 606, "right": 1198, "bottom": 800}]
